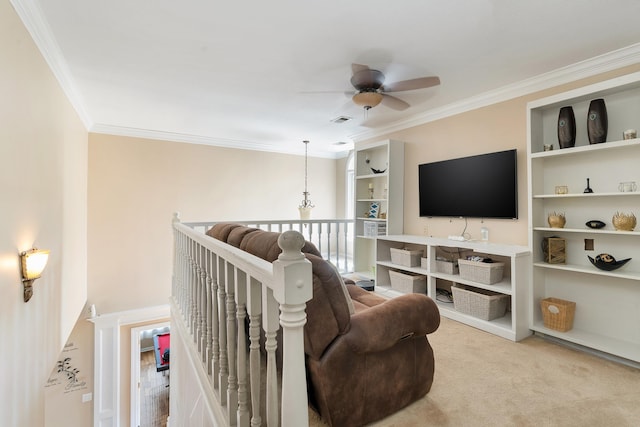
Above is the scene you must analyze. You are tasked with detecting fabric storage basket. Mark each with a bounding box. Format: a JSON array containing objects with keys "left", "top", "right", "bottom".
[
  {"left": 390, "top": 248, "right": 423, "bottom": 267},
  {"left": 389, "top": 270, "right": 427, "bottom": 293},
  {"left": 458, "top": 259, "right": 504, "bottom": 284},
  {"left": 451, "top": 283, "right": 509, "bottom": 320},
  {"left": 436, "top": 259, "right": 459, "bottom": 275},
  {"left": 540, "top": 297, "right": 576, "bottom": 332}
]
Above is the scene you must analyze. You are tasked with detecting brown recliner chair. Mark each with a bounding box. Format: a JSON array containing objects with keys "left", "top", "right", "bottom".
[{"left": 207, "top": 223, "right": 440, "bottom": 427}]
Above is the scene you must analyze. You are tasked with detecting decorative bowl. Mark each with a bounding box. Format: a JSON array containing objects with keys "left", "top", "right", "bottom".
[
  {"left": 370, "top": 167, "right": 387, "bottom": 174},
  {"left": 588, "top": 253, "right": 631, "bottom": 271},
  {"left": 585, "top": 220, "right": 606, "bottom": 229},
  {"left": 612, "top": 212, "right": 636, "bottom": 231},
  {"left": 547, "top": 212, "right": 566, "bottom": 228}
]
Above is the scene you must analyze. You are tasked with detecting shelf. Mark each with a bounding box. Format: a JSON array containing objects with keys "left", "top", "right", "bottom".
[
  {"left": 430, "top": 271, "right": 513, "bottom": 295},
  {"left": 533, "top": 192, "right": 640, "bottom": 199},
  {"left": 530, "top": 138, "right": 640, "bottom": 158},
  {"left": 356, "top": 199, "right": 387, "bottom": 202},
  {"left": 376, "top": 260, "right": 427, "bottom": 276},
  {"left": 531, "top": 322, "right": 640, "bottom": 363},
  {"left": 356, "top": 172, "right": 389, "bottom": 180},
  {"left": 533, "top": 262, "right": 640, "bottom": 281},
  {"left": 437, "top": 303, "right": 515, "bottom": 341},
  {"left": 356, "top": 234, "right": 377, "bottom": 240},
  {"left": 533, "top": 227, "right": 640, "bottom": 236}
]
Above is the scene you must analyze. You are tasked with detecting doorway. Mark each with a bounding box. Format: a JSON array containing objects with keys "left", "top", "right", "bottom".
[{"left": 131, "top": 322, "right": 170, "bottom": 427}]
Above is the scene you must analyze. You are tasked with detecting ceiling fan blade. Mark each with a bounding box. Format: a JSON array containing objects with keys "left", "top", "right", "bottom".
[
  {"left": 382, "top": 76, "right": 440, "bottom": 92},
  {"left": 299, "top": 90, "right": 350, "bottom": 94},
  {"left": 381, "top": 94, "right": 410, "bottom": 111},
  {"left": 351, "top": 63, "right": 370, "bottom": 75}
]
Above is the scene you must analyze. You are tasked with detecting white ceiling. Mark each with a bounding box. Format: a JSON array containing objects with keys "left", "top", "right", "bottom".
[{"left": 13, "top": 0, "right": 640, "bottom": 157}]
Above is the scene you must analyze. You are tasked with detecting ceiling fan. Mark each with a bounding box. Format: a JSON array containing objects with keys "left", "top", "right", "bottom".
[{"left": 349, "top": 63, "right": 440, "bottom": 111}]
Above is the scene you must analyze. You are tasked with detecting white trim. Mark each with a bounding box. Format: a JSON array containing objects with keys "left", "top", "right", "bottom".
[
  {"left": 89, "top": 123, "right": 343, "bottom": 159},
  {"left": 91, "top": 305, "right": 170, "bottom": 427}
]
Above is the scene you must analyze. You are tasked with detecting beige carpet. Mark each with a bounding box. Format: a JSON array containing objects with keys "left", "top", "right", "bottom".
[{"left": 309, "top": 316, "right": 640, "bottom": 427}]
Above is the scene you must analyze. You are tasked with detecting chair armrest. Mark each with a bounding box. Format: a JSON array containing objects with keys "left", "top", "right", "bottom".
[{"left": 342, "top": 293, "right": 440, "bottom": 354}]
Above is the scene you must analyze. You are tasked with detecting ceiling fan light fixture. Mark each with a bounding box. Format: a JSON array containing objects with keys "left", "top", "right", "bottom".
[{"left": 352, "top": 92, "right": 383, "bottom": 109}]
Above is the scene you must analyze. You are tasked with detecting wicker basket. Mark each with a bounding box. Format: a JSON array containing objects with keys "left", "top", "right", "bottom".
[
  {"left": 389, "top": 270, "right": 426, "bottom": 293},
  {"left": 436, "top": 259, "right": 459, "bottom": 275},
  {"left": 451, "top": 283, "right": 509, "bottom": 320},
  {"left": 390, "top": 248, "right": 424, "bottom": 267},
  {"left": 540, "top": 297, "right": 576, "bottom": 332},
  {"left": 458, "top": 259, "right": 504, "bottom": 284}
]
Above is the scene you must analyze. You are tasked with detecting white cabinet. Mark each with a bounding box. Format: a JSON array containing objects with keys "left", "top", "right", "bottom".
[
  {"left": 376, "top": 235, "right": 531, "bottom": 342},
  {"left": 353, "top": 140, "right": 404, "bottom": 278},
  {"left": 527, "top": 71, "right": 640, "bottom": 363}
]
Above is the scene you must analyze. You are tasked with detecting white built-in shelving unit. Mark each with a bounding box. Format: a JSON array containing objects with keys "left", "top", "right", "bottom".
[
  {"left": 527, "top": 71, "right": 640, "bottom": 363},
  {"left": 353, "top": 140, "right": 404, "bottom": 279},
  {"left": 375, "top": 235, "right": 531, "bottom": 342}
]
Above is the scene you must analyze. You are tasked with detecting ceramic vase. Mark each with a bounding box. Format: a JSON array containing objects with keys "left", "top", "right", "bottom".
[
  {"left": 557, "top": 106, "right": 576, "bottom": 148},
  {"left": 587, "top": 98, "right": 608, "bottom": 144}
]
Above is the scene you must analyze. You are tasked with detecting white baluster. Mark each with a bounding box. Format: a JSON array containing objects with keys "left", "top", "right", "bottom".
[
  {"left": 218, "top": 259, "right": 228, "bottom": 405},
  {"left": 235, "top": 269, "right": 249, "bottom": 427},
  {"left": 262, "top": 287, "right": 280, "bottom": 427},
  {"left": 272, "top": 231, "right": 313, "bottom": 427},
  {"left": 248, "top": 277, "right": 262, "bottom": 427},
  {"left": 227, "top": 264, "right": 238, "bottom": 425}
]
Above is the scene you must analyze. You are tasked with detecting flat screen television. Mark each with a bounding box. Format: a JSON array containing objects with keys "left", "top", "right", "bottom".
[{"left": 418, "top": 149, "right": 518, "bottom": 219}]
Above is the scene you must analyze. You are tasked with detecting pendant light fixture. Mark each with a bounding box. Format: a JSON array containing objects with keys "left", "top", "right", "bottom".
[{"left": 298, "top": 140, "right": 314, "bottom": 220}]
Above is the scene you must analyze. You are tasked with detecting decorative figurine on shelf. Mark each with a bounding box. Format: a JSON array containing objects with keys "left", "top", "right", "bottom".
[
  {"left": 583, "top": 178, "right": 593, "bottom": 193},
  {"left": 368, "top": 182, "right": 374, "bottom": 199}
]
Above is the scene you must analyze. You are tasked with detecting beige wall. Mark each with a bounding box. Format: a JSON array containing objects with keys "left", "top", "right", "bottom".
[
  {"left": 88, "top": 134, "right": 339, "bottom": 314},
  {"left": 359, "top": 64, "right": 640, "bottom": 246},
  {"left": 0, "top": 1, "right": 88, "bottom": 426},
  {"left": 44, "top": 318, "right": 94, "bottom": 427}
]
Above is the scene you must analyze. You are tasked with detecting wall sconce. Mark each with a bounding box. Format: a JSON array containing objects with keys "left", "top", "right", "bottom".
[{"left": 20, "top": 248, "right": 50, "bottom": 302}]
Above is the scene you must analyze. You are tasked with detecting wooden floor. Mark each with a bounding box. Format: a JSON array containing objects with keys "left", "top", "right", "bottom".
[{"left": 140, "top": 350, "right": 170, "bottom": 427}]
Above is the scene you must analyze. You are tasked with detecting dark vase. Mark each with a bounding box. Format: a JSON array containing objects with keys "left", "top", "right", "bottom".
[
  {"left": 557, "top": 106, "right": 576, "bottom": 148},
  {"left": 587, "top": 99, "right": 608, "bottom": 144}
]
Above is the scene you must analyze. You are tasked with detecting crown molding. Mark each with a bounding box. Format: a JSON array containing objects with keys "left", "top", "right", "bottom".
[
  {"left": 89, "top": 123, "right": 345, "bottom": 159},
  {"left": 10, "top": 0, "right": 93, "bottom": 129},
  {"left": 350, "top": 43, "right": 640, "bottom": 142}
]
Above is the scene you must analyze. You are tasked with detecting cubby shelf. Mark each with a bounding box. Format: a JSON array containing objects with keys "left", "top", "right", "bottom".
[{"left": 375, "top": 235, "right": 531, "bottom": 342}]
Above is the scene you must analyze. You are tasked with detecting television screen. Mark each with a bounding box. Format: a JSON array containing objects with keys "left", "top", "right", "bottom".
[{"left": 419, "top": 149, "right": 518, "bottom": 219}]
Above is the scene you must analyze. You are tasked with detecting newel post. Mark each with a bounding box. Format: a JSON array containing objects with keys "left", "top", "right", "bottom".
[{"left": 272, "top": 230, "right": 313, "bottom": 427}]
